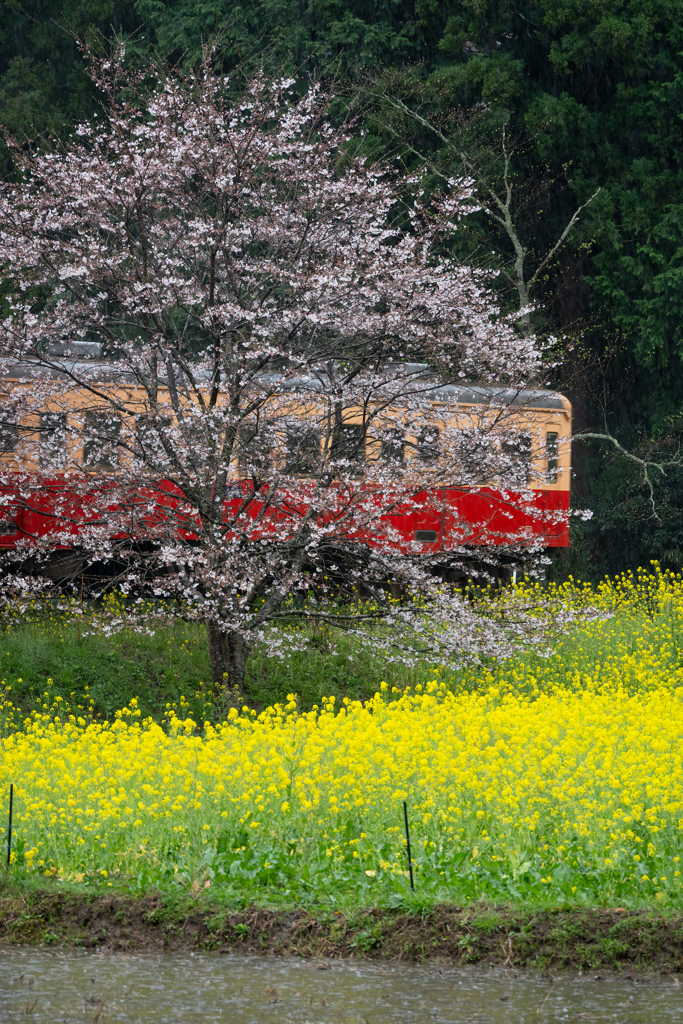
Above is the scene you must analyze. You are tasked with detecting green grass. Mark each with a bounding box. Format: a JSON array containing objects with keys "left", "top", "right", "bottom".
[
  {"left": 0, "top": 587, "right": 674, "bottom": 727},
  {"left": 0, "top": 613, "right": 433, "bottom": 725}
]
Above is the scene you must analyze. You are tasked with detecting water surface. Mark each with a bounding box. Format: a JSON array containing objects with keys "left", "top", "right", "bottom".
[{"left": 0, "top": 949, "right": 680, "bottom": 1022}]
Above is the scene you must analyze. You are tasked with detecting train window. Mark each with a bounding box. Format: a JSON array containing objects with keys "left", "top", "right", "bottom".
[
  {"left": 546, "top": 431, "right": 559, "bottom": 483},
  {"left": 0, "top": 422, "right": 19, "bottom": 454},
  {"left": 135, "top": 415, "right": 172, "bottom": 461},
  {"left": 0, "top": 518, "right": 17, "bottom": 536},
  {"left": 333, "top": 423, "right": 365, "bottom": 464},
  {"left": 501, "top": 430, "right": 532, "bottom": 483},
  {"left": 83, "top": 411, "right": 121, "bottom": 469},
  {"left": 381, "top": 428, "right": 405, "bottom": 464},
  {"left": 238, "top": 424, "right": 272, "bottom": 475},
  {"left": 286, "top": 426, "right": 320, "bottom": 475},
  {"left": 417, "top": 426, "right": 440, "bottom": 463},
  {"left": 415, "top": 529, "right": 437, "bottom": 543},
  {"left": 39, "top": 412, "right": 67, "bottom": 469}
]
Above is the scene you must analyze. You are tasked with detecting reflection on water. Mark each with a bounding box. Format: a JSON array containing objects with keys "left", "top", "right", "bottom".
[{"left": 0, "top": 949, "right": 681, "bottom": 1023}]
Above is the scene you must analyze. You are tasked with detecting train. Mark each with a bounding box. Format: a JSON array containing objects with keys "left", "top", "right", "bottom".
[{"left": 0, "top": 355, "right": 572, "bottom": 575}]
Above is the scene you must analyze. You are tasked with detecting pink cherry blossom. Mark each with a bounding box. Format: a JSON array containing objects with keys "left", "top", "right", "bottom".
[{"left": 0, "top": 49, "right": 573, "bottom": 696}]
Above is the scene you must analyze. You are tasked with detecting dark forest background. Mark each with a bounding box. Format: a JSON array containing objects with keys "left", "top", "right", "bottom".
[{"left": 3, "top": 0, "right": 683, "bottom": 578}]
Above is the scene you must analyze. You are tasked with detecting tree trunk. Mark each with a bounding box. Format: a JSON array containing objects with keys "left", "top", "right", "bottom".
[{"left": 207, "top": 622, "right": 249, "bottom": 697}]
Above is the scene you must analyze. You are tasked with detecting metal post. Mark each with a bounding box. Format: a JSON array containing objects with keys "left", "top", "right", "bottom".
[
  {"left": 6, "top": 784, "right": 13, "bottom": 868},
  {"left": 403, "top": 800, "right": 414, "bottom": 890}
]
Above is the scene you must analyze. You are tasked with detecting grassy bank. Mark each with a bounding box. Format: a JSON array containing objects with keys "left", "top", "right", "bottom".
[
  {"left": 0, "top": 566, "right": 683, "bottom": 932},
  {"left": 0, "top": 565, "right": 675, "bottom": 725},
  {"left": 0, "top": 608, "right": 430, "bottom": 724},
  {"left": 1, "top": 889, "right": 682, "bottom": 971}
]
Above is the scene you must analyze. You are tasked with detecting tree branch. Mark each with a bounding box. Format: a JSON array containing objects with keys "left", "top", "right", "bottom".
[
  {"left": 527, "top": 188, "right": 600, "bottom": 293},
  {"left": 575, "top": 430, "right": 682, "bottom": 519}
]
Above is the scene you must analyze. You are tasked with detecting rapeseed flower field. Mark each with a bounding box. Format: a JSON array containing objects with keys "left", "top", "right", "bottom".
[{"left": 1, "top": 565, "right": 683, "bottom": 910}]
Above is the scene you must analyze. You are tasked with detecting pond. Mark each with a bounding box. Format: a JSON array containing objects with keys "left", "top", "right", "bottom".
[{"left": 0, "top": 949, "right": 680, "bottom": 1022}]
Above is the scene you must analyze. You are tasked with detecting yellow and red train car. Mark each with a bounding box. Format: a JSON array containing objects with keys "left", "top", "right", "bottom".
[{"left": 0, "top": 361, "right": 571, "bottom": 562}]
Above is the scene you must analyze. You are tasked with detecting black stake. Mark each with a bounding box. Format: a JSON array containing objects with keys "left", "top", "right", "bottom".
[
  {"left": 6, "top": 784, "right": 13, "bottom": 868},
  {"left": 403, "top": 800, "right": 414, "bottom": 890}
]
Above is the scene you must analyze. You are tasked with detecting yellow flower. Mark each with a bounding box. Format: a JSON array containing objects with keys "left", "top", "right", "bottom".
[{"left": 2, "top": 565, "right": 683, "bottom": 904}]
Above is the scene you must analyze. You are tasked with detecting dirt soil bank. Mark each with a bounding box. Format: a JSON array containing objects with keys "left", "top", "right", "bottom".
[{"left": 1, "top": 893, "right": 682, "bottom": 972}]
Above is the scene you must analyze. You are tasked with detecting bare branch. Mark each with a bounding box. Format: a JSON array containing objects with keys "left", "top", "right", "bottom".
[{"left": 574, "top": 430, "right": 683, "bottom": 519}]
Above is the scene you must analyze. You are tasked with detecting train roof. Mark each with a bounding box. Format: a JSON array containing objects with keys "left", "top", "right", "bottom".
[
  {"left": 431, "top": 386, "right": 565, "bottom": 409},
  {"left": 0, "top": 356, "right": 567, "bottom": 410}
]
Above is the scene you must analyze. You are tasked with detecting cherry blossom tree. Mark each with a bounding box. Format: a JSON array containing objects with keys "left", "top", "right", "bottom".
[{"left": 0, "top": 48, "right": 568, "bottom": 696}]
